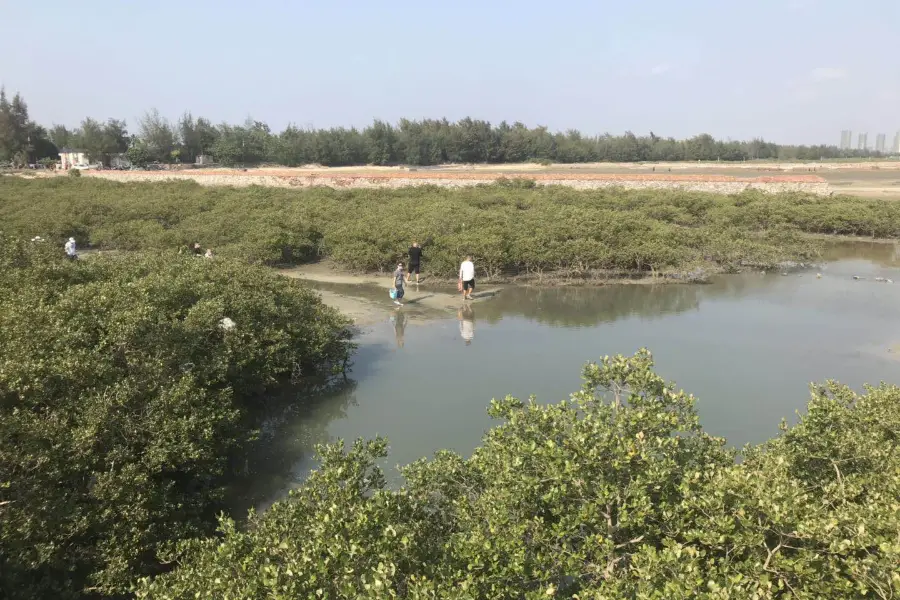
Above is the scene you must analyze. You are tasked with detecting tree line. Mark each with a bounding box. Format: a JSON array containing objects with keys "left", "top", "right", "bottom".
[{"left": 1, "top": 87, "right": 893, "bottom": 168}]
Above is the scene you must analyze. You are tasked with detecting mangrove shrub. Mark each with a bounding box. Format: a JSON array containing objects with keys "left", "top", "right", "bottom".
[
  {"left": 0, "top": 178, "right": 845, "bottom": 277},
  {"left": 0, "top": 238, "right": 353, "bottom": 598},
  {"left": 137, "top": 350, "right": 900, "bottom": 599}
]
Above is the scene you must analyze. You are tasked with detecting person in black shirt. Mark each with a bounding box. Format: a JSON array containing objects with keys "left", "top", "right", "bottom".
[{"left": 406, "top": 241, "right": 423, "bottom": 284}]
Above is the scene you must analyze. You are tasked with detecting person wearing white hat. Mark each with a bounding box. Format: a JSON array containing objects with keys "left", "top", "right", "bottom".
[{"left": 64, "top": 237, "right": 77, "bottom": 260}]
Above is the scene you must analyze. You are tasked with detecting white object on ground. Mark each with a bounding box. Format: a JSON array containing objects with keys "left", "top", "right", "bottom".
[{"left": 219, "top": 317, "right": 236, "bottom": 331}]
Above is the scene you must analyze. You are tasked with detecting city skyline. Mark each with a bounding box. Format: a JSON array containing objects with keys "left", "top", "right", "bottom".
[{"left": 840, "top": 129, "right": 899, "bottom": 152}]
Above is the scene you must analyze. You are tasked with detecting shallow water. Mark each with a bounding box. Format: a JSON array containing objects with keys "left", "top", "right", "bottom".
[{"left": 250, "top": 241, "right": 900, "bottom": 508}]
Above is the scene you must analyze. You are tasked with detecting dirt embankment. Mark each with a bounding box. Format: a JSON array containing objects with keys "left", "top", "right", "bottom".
[{"left": 81, "top": 169, "right": 831, "bottom": 195}]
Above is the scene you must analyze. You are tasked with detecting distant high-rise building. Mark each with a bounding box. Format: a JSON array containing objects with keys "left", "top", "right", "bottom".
[
  {"left": 876, "top": 133, "right": 887, "bottom": 153},
  {"left": 858, "top": 133, "right": 868, "bottom": 150},
  {"left": 894, "top": 131, "right": 900, "bottom": 154},
  {"left": 840, "top": 129, "right": 853, "bottom": 149}
]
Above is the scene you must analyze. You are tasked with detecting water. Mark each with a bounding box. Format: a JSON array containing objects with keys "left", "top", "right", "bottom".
[{"left": 252, "top": 241, "right": 900, "bottom": 507}]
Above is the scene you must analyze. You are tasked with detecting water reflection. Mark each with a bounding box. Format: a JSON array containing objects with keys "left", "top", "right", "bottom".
[
  {"left": 226, "top": 376, "right": 361, "bottom": 514},
  {"left": 458, "top": 304, "right": 475, "bottom": 345},
  {"left": 391, "top": 311, "right": 408, "bottom": 348},
  {"left": 822, "top": 240, "right": 900, "bottom": 266},
  {"left": 476, "top": 274, "right": 786, "bottom": 328}
]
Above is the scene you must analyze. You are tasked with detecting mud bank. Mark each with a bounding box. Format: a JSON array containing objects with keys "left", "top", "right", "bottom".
[{"left": 281, "top": 264, "right": 502, "bottom": 327}]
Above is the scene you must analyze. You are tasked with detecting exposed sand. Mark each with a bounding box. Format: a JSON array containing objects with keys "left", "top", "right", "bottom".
[
  {"left": 76, "top": 168, "right": 828, "bottom": 195},
  {"left": 281, "top": 263, "right": 501, "bottom": 326},
  {"left": 17, "top": 160, "right": 900, "bottom": 196}
]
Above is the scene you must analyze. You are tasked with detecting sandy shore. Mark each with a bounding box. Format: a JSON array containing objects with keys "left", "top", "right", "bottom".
[{"left": 281, "top": 263, "right": 501, "bottom": 326}]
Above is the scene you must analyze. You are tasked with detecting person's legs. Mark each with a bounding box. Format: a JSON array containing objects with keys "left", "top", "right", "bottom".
[{"left": 407, "top": 264, "right": 419, "bottom": 283}]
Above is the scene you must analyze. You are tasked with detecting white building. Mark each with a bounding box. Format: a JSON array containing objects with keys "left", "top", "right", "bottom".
[
  {"left": 840, "top": 130, "right": 852, "bottom": 150},
  {"left": 58, "top": 147, "right": 88, "bottom": 170}
]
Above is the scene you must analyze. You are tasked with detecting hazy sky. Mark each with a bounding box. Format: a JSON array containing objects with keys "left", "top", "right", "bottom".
[{"left": 2, "top": 0, "right": 898, "bottom": 144}]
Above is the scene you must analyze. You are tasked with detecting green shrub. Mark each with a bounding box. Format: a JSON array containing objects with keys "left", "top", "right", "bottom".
[
  {"left": 494, "top": 176, "right": 537, "bottom": 189},
  {"left": 10, "top": 178, "right": 900, "bottom": 279},
  {"left": 68, "top": 167, "right": 81, "bottom": 177},
  {"left": 136, "top": 350, "right": 900, "bottom": 599},
  {"left": 0, "top": 238, "right": 353, "bottom": 598}
]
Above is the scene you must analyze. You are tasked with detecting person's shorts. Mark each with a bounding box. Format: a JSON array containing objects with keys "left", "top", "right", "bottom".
[
  {"left": 408, "top": 263, "right": 420, "bottom": 275},
  {"left": 463, "top": 279, "right": 475, "bottom": 291},
  {"left": 395, "top": 287, "right": 405, "bottom": 299}
]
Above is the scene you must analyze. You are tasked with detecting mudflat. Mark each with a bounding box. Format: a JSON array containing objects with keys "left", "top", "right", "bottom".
[{"left": 280, "top": 262, "right": 501, "bottom": 326}]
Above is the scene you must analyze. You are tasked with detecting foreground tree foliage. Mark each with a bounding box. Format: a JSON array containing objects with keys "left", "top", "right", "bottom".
[
  {"left": 0, "top": 238, "right": 353, "bottom": 598},
  {"left": 137, "top": 350, "right": 900, "bottom": 600},
  {"left": 0, "top": 178, "right": 857, "bottom": 279}
]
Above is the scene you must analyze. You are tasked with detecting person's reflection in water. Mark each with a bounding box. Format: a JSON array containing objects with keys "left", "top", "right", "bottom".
[
  {"left": 458, "top": 304, "right": 475, "bottom": 346},
  {"left": 391, "top": 311, "right": 407, "bottom": 348}
]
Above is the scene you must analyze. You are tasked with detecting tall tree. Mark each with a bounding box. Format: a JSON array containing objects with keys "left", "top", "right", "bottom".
[
  {"left": 178, "top": 113, "right": 220, "bottom": 163},
  {"left": 102, "top": 119, "right": 129, "bottom": 156},
  {"left": 364, "top": 119, "right": 396, "bottom": 165},
  {"left": 0, "top": 88, "right": 31, "bottom": 163},
  {"left": 48, "top": 125, "right": 72, "bottom": 150},
  {"left": 0, "top": 89, "right": 11, "bottom": 161},
  {"left": 138, "top": 109, "right": 178, "bottom": 162},
  {"left": 76, "top": 117, "right": 106, "bottom": 162},
  {"left": 27, "top": 125, "right": 58, "bottom": 161}
]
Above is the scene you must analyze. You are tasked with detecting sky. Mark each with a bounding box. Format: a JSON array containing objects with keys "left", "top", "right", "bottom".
[{"left": 1, "top": 0, "right": 898, "bottom": 145}]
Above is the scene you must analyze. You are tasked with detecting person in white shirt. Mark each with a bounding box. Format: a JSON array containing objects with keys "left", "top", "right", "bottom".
[
  {"left": 458, "top": 255, "right": 475, "bottom": 300},
  {"left": 64, "top": 237, "right": 77, "bottom": 260}
]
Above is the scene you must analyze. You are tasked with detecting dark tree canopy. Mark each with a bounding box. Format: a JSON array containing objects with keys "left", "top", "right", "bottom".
[{"left": 2, "top": 87, "right": 891, "bottom": 169}]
